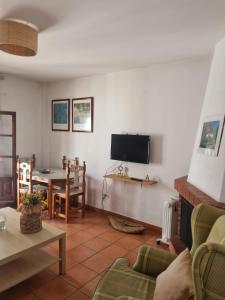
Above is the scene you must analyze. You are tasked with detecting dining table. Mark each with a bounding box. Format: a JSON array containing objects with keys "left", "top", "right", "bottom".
[{"left": 32, "top": 168, "right": 72, "bottom": 219}]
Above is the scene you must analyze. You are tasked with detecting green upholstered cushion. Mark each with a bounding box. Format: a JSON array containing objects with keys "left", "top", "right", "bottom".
[
  {"left": 206, "top": 215, "right": 225, "bottom": 245},
  {"left": 190, "top": 204, "right": 225, "bottom": 256},
  {"left": 93, "top": 258, "right": 156, "bottom": 300},
  {"left": 193, "top": 243, "right": 225, "bottom": 300},
  {"left": 133, "top": 245, "right": 176, "bottom": 277}
]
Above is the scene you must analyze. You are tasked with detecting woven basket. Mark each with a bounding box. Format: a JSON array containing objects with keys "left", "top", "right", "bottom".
[
  {"left": 109, "top": 217, "right": 145, "bottom": 234},
  {"left": 20, "top": 208, "right": 42, "bottom": 234}
]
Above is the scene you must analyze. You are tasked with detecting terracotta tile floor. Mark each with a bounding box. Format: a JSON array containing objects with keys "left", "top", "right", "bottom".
[{"left": 0, "top": 210, "right": 167, "bottom": 300}]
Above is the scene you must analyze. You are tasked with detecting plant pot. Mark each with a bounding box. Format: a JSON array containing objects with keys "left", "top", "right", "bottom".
[{"left": 20, "top": 206, "right": 42, "bottom": 234}]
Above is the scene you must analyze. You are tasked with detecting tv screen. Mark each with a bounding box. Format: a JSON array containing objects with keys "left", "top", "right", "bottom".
[{"left": 110, "top": 134, "right": 150, "bottom": 164}]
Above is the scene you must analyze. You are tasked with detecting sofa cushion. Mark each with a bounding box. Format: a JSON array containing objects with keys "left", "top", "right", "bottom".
[
  {"left": 153, "top": 249, "right": 194, "bottom": 300},
  {"left": 93, "top": 258, "right": 156, "bottom": 300},
  {"left": 206, "top": 215, "right": 225, "bottom": 245}
]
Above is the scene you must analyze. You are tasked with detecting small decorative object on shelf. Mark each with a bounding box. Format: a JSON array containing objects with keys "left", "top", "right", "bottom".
[
  {"left": 124, "top": 166, "right": 129, "bottom": 177},
  {"left": 0, "top": 212, "right": 6, "bottom": 231},
  {"left": 117, "top": 165, "right": 123, "bottom": 176},
  {"left": 18, "top": 190, "right": 45, "bottom": 234},
  {"left": 145, "top": 175, "right": 150, "bottom": 181}
]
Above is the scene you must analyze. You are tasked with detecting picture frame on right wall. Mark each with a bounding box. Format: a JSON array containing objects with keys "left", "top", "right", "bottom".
[
  {"left": 198, "top": 114, "right": 225, "bottom": 156},
  {"left": 72, "top": 97, "right": 94, "bottom": 132}
]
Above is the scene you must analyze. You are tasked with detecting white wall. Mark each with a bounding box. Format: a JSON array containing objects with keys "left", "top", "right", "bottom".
[
  {"left": 188, "top": 39, "right": 225, "bottom": 202},
  {"left": 44, "top": 57, "right": 210, "bottom": 227},
  {"left": 0, "top": 75, "right": 44, "bottom": 167}
]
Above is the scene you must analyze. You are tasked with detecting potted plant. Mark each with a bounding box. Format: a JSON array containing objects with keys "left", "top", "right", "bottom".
[{"left": 18, "top": 189, "right": 45, "bottom": 234}]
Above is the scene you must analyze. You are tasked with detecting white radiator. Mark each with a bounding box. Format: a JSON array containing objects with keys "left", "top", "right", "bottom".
[{"left": 157, "top": 197, "right": 178, "bottom": 245}]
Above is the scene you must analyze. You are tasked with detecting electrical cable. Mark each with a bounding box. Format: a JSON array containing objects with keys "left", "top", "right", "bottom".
[
  {"left": 101, "top": 161, "right": 125, "bottom": 210},
  {"left": 101, "top": 177, "right": 107, "bottom": 210}
]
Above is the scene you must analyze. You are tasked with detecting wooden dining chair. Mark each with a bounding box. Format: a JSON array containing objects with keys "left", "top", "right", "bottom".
[
  {"left": 17, "top": 158, "right": 48, "bottom": 209},
  {"left": 56, "top": 155, "right": 77, "bottom": 190},
  {"left": 62, "top": 155, "right": 77, "bottom": 169},
  {"left": 62, "top": 155, "right": 67, "bottom": 170},
  {"left": 51, "top": 155, "right": 76, "bottom": 191},
  {"left": 16, "top": 154, "right": 36, "bottom": 168},
  {"left": 17, "top": 159, "right": 34, "bottom": 208},
  {"left": 53, "top": 158, "right": 86, "bottom": 222}
]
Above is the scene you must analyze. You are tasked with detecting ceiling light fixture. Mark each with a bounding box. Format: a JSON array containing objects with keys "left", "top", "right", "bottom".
[{"left": 0, "top": 19, "right": 38, "bottom": 56}]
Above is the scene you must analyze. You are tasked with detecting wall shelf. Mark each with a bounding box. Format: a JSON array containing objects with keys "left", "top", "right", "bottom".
[{"left": 104, "top": 174, "right": 157, "bottom": 186}]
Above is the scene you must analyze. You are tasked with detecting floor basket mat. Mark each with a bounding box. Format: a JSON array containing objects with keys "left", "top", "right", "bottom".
[{"left": 109, "top": 216, "right": 145, "bottom": 233}]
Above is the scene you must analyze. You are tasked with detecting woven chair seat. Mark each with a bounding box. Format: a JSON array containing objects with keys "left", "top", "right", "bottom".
[
  {"left": 20, "top": 185, "right": 47, "bottom": 192},
  {"left": 54, "top": 187, "right": 83, "bottom": 197}
]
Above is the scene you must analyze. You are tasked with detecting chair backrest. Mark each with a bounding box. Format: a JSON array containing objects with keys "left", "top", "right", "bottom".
[
  {"left": 62, "top": 155, "right": 67, "bottom": 169},
  {"left": 191, "top": 205, "right": 225, "bottom": 300},
  {"left": 62, "top": 155, "right": 78, "bottom": 170},
  {"left": 17, "top": 158, "right": 33, "bottom": 194},
  {"left": 17, "top": 154, "right": 36, "bottom": 169},
  {"left": 65, "top": 159, "right": 86, "bottom": 192},
  {"left": 190, "top": 203, "right": 225, "bottom": 256},
  {"left": 206, "top": 215, "right": 225, "bottom": 245}
]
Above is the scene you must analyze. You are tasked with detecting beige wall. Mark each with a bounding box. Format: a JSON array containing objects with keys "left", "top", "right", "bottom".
[
  {"left": 0, "top": 74, "right": 44, "bottom": 167},
  {"left": 43, "top": 57, "right": 210, "bottom": 226}
]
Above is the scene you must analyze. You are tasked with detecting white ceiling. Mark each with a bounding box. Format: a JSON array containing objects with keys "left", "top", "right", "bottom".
[{"left": 1, "top": 0, "right": 225, "bottom": 82}]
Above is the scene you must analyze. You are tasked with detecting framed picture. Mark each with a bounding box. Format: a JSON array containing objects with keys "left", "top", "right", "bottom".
[
  {"left": 72, "top": 97, "right": 94, "bottom": 132},
  {"left": 52, "top": 99, "right": 70, "bottom": 131},
  {"left": 198, "top": 114, "right": 225, "bottom": 156}
]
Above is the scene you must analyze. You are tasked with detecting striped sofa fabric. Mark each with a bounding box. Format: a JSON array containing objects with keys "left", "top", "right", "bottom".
[{"left": 92, "top": 204, "right": 225, "bottom": 300}]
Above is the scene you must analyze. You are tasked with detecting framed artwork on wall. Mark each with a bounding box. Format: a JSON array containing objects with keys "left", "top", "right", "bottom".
[
  {"left": 198, "top": 114, "right": 225, "bottom": 156},
  {"left": 52, "top": 99, "right": 70, "bottom": 131},
  {"left": 72, "top": 97, "right": 94, "bottom": 132}
]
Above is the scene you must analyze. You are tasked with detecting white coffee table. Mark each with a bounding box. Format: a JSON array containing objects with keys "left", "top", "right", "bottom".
[{"left": 0, "top": 207, "right": 66, "bottom": 293}]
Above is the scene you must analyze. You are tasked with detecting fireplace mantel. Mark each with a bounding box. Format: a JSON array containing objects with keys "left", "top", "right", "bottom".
[
  {"left": 174, "top": 176, "right": 225, "bottom": 209},
  {"left": 170, "top": 176, "right": 225, "bottom": 254}
]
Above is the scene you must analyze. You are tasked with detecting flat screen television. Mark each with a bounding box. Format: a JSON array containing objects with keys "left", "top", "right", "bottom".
[{"left": 110, "top": 134, "right": 150, "bottom": 164}]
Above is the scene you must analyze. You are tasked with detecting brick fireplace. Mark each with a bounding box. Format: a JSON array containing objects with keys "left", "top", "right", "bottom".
[{"left": 170, "top": 176, "right": 225, "bottom": 253}]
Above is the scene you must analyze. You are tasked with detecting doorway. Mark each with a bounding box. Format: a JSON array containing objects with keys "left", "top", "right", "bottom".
[{"left": 0, "top": 111, "right": 16, "bottom": 208}]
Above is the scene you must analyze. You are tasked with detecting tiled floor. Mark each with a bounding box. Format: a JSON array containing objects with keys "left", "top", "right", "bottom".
[{"left": 0, "top": 210, "right": 167, "bottom": 300}]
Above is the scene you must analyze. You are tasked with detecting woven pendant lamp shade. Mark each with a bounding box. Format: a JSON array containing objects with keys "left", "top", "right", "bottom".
[{"left": 0, "top": 20, "right": 38, "bottom": 56}]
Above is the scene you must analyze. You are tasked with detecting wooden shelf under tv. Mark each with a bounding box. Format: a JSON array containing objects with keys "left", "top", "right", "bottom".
[{"left": 104, "top": 174, "right": 157, "bottom": 186}]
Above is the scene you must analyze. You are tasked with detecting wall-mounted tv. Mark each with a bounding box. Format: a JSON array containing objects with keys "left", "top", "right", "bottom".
[{"left": 110, "top": 134, "right": 150, "bottom": 164}]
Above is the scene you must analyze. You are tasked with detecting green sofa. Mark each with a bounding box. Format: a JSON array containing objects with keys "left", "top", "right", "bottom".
[{"left": 92, "top": 203, "right": 225, "bottom": 300}]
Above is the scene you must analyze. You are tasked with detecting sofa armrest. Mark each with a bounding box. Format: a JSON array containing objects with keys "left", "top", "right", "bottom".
[
  {"left": 193, "top": 242, "right": 225, "bottom": 300},
  {"left": 133, "top": 245, "right": 176, "bottom": 277}
]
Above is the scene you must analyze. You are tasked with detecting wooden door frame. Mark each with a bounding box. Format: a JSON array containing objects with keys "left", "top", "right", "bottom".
[{"left": 0, "top": 111, "right": 16, "bottom": 207}]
